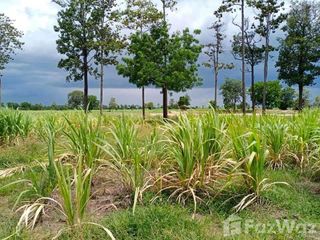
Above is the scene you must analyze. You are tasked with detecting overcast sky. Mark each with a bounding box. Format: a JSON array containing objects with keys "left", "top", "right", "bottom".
[{"left": 1, "top": 0, "right": 316, "bottom": 106}]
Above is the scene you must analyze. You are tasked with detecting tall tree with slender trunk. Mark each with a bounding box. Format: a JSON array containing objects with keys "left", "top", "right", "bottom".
[
  {"left": 95, "top": 0, "right": 123, "bottom": 115},
  {"left": 54, "top": 0, "right": 121, "bottom": 112},
  {"left": 232, "top": 19, "right": 263, "bottom": 111},
  {"left": 120, "top": 0, "right": 162, "bottom": 119},
  {"left": 276, "top": 0, "right": 320, "bottom": 111},
  {"left": 248, "top": 0, "right": 286, "bottom": 114},
  {"left": 0, "top": 13, "right": 23, "bottom": 107},
  {"left": 204, "top": 17, "right": 233, "bottom": 109},
  {"left": 215, "top": 0, "right": 247, "bottom": 114}
]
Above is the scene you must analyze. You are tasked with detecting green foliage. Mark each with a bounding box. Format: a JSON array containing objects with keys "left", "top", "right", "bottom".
[
  {"left": 88, "top": 95, "right": 99, "bottom": 110},
  {"left": 54, "top": 0, "right": 122, "bottom": 111},
  {"left": 313, "top": 96, "right": 320, "bottom": 108},
  {"left": 98, "top": 204, "right": 208, "bottom": 240},
  {"left": 162, "top": 112, "right": 232, "bottom": 213},
  {"left": 251, "top": 80, "right": 282, "bottom": 109},
  {"left": 68, "top": 91, "right": 99, "bottom": 110},
  {"left": 0, "top": 110, "right": 32, "bottom": 144},
  {"left": 247, "top": 0, "right": 286, "bottom": 39},
  {"left": 117, "top": 24, "right": 202, "bottom": 95},
  {"left": 108, "top": 97, "right": 118, "bottom": 110},
  {"left": 251, "top": 80, "right": 296, "bottom": 110},
  {"left": 99, "top": 116, "right": 151, "bottom": 214},
  {"left": 64, "top": 112, "right": 103, "bottom": 168},
  {"left": 230, "top": 126, "right": 288, "bottom": 211},
  {"left": 68, "top": 91, "right": 83, "bottom": 109},
  {"left": 0, "top": 13, "right": 23, "bottom": 74},
  {"left": 5, "top": 110, "right": 320, "bottom": 238},
  {"left": 279, "top": 86, "right": 296, "bottom": 110},
  {"left": 262, "top": 117, "right": 288, "bottom": 168},
  {"left": 177, "top": 95, "right": 190, "bottom": 109},
  {"left": 118, "top": 0, "right": 201, "bottom": 118},
  {"left": 37, "top": 115, "right": 63, "bottom": 188},
  {"left": 119, "top": 0, "right": 162, "bottom": 90},
  {"left": 293, "top": 88, "right": 310, "bottom": 110},
  {"left": 145, "top": 102, "right": 154, "bottom": 110},
  {"left": 276, "top": 0, "right": 320, "bottom": 110},
  {"left": 19, "top": 102, "right": 32, "bottom": 110},
  {"left": 232, "top": 19, "right": 263, "bottom": 67},
  {"left": 220, "top": 78, "right": 242, "bottom": 110}
]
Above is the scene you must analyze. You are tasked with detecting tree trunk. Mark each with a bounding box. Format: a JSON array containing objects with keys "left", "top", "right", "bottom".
[
  {"left": 99, "top": 1, "right": 105, "bottom": 115},
  {"left": 214, "top": 39, "right": 220, "bottom": 110},
  {"left": 241, "top": 0, "right": 246, "bottom": 115},
  {"left": 298, "top": 84, "right": 303, "bottom": 112},
  {"left": 83, "top": 48, "right": 89, "bottom": 112},
  {"left": 163, "top": 86, "right": 168, "bottom": 119},
  {"left": 214, "top": 68, "right": 218, "bottom": 109},
  {"left": 100, "top": 48, "right": 104, "bottom": 115},
  {"left": 262, "top": 15, "right": 270, "bottom": 115},
  {"left": 162, "top": 1, "right": 168, "bottom": 119},
  {"left": 0, "top": 78, "right": 2, "bottom": 108},
  {"left": 251, "top": 64, "right": 255, "bottom": 112},
  {"left": 142, "top": 86, "right": 145, "bottom": 120}
]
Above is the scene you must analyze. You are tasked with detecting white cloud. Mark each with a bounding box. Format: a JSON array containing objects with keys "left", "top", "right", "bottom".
[{"left": 1, "top": 0, "right": 58, "bottom": 33}]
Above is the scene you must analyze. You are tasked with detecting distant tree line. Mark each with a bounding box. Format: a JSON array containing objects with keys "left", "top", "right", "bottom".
[
  {"left": 3, "top": 90, "right": 192, "bottom": 111},
  {"left": 219, "top": 79, "right": 316, "bottom": 111},
  {"left": 1, "top": 0, "right": 320, "bottom": 117}
]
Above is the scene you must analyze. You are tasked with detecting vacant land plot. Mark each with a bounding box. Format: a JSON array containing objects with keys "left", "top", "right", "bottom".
[{"left": 0, "top": 109, "right": 319, "bottom": 239}]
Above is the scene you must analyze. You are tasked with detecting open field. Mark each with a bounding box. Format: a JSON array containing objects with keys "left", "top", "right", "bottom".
[{"left": 0, "top": 109, "right": 320, "bottom": 239}]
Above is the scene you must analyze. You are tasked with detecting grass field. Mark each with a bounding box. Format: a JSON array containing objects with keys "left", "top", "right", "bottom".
[{"left": 0, "top": 108, "right": 319, "bottom": 239}]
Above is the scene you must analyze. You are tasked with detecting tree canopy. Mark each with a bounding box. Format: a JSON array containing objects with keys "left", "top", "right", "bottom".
[
  {"left": 0, "top": 13, "right": 24, "bottom": 75},
  {"left": 220, "top": 78, "right": 242, "bottom": 110},
  {"left": 54, "top": 0, "right": 122, "bottom": 111},
  {"left": 276, "top": 0, "right": 320, "bottom": 111}
]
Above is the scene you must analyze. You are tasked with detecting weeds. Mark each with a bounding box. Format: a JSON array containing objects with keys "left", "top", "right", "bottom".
[
  {"left": 160, "top": 112, "right": 234, "bottom": 215},
  {"left": 0, "top": 109, "right": 32, "bottom": 144}
]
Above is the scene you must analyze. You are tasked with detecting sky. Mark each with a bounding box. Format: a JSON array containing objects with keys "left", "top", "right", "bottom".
[{"left": 0, "top": 0, "right": 317, "bottom": 107}]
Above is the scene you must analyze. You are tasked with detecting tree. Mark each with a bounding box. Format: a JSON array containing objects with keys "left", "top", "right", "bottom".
[
  {"left": 248, "top": 0, "right": 286, "bottom": 113},
  {"left": 145, "top": 102, "right": 154, "bottom": 110},
  {"left": 0, "top": 13, "right": 24, "bottom": 106},
  {"left": 169, "top": 97, "right": 178, "bottom": 109},
  {"left": 88, "top": 95, "right": 99, "bottom": 110},
  {"left": 118, "top": 25, "right": 202, "bottom": 119},
  {"left": 54, "top": 0, "right": 120, "bottom": 112},
  {"left": 276, "top": 1, "right": 320, "bottom": 111},
  {"left": 120, "top": 0, "right": 162, "bottom": 119},
  {"left": 220, "top": 78, "right": 242, "bottom": 110},
  {"left": 279, "top": 86, "right": 295, "bottom": 110},
  {"left": 177, "top": 95, "right": 191, "bottom": 109},
  {"left": 6, "top": 102, "right": 19, "bottom": 110},
  {"left": 313, "top": 96, "right": 320, "bottom": 108},
  {"left": 251, "top": 80, "right": 282, "bottom": 109},
  {"left": 232, "top": 19, "right": 263, "bottom": 111},
  {"left": 294, "top": 88, "right": 310, "bottom": 110},
  {"left": 108, "top": 97, "right": 118, "bottom": 110},
  {"left": 204, "top": 17, "right": 233, "bottom": 110},
  {"left": 215, "top": 0, "right": 247, "bottom": 114},
  {"left": 95, "top": 0, "right": 123, "bottom": 115},
  {"left": 20, "top": 102, "right": 32, "bottom": 110},
  {"left": 68, "top": 90, "right": 83, "bottom": 109}
]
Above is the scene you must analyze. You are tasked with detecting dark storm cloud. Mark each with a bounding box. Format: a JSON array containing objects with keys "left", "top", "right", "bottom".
[{"left": 1, "top": 0, "right": 319, "bottom": 106}]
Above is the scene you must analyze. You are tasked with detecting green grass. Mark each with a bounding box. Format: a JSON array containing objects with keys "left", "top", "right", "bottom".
[
  {"left": 81, "top": 204, "right": 211, "bottom": 240},
  {"left": 0, "top": 139, "right": 45, "bottom": 168},
  {"left": 1, "top": 109, "right": 320, "bottom": 240}
]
